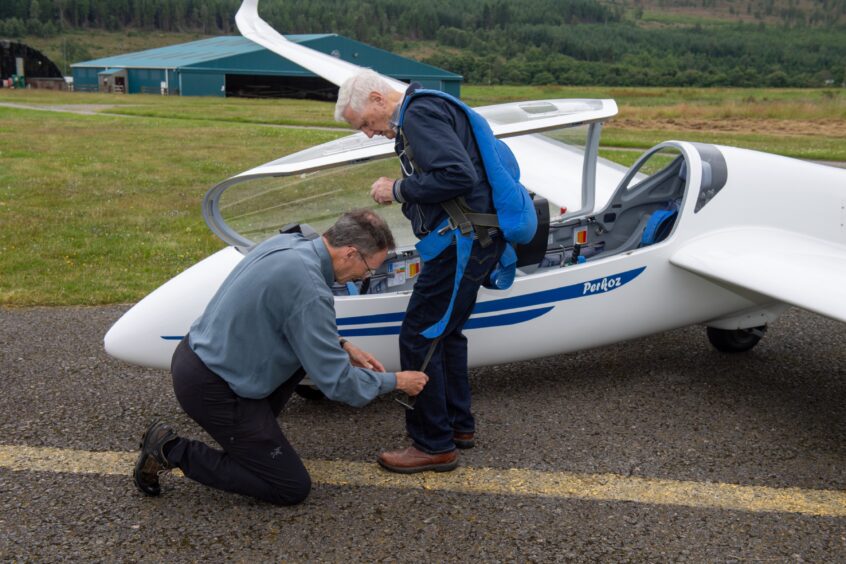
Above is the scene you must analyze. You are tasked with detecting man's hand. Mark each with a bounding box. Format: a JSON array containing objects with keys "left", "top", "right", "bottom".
[
  {"left": 342, "top": 341, "right": 386, "bottom": 372},
  {"left": 395, "top": 371, "right": 428, "bottom": 396},
  {"left": 370, "top": 177, "right": 395, "bottom": 205}
]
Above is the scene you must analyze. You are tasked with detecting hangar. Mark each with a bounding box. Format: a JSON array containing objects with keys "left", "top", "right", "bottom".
[
  {"left": 1, "top": 40, "right": 66, "bottom": 90},
  {"left": 71, "top": 35, "right": 461, "bottom": 98}
]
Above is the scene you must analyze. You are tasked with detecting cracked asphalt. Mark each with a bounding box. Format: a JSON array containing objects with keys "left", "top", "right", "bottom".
[{"left": 1, "top": 305, "right": 845, "bottom": 561}]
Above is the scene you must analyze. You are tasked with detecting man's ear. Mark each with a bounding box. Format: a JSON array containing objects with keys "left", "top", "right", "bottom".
[{"left": 369, "top": 91, "right": 384, "bottom": 105}]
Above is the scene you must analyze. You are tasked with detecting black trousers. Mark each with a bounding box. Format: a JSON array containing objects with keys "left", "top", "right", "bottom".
[{"left": 167, "top": 338, "right": 310, "bottom": 506}]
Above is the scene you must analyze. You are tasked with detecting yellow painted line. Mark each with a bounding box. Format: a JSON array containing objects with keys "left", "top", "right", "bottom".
[{"left": 1, "top": 444, "right": 845, "bottom": 517}]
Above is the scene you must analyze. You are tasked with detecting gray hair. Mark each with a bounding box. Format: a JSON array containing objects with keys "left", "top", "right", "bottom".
[
  {"left": 323, "top": 209, "right": 396, "bottom": 256},
  {"left": 334, "top": 69, "right": 394, "bottom": 122}
]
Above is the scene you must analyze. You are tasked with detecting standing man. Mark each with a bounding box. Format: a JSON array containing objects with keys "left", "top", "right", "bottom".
[
  {"left": 133, "top": 209, "right": 428, "bottom": 505},
  {"left": 335, "top": 70, "right": 507, "bottom": 473}
]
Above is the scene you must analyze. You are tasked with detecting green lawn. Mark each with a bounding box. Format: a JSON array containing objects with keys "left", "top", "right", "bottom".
[
  {"left": 1, "top": 87, "right": 843, "bottom": 306},
  {"left": 0, "top": 89, "right": 347, "bottom": 128},
  {"left": 0, "top": 105, "right": 345, "bottom": 306}
]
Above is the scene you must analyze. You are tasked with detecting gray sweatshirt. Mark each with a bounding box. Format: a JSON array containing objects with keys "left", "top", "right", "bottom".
[{"left": 188, "top": 233, "right": 396, "bottom": 406}]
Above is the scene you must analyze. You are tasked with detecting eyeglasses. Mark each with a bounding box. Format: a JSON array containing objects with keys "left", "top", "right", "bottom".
[{"left": 355, "top": 249, "right": 375, "bottom": 279}]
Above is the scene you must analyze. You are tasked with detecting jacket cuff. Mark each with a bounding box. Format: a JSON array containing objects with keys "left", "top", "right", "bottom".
[
  {"left": 392, "top": 179, "right": 405, "bottom": 203},
  {"left": 378, "top": 372, "right": 397, "bottom": 394}
]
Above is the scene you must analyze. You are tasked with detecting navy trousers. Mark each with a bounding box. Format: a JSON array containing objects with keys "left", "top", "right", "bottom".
[
  {"left": 167, "top": 338, "right": 310, "bottom": 506},
  {"left": 401, "top": 236, "right": 506, "bottom": 454}
]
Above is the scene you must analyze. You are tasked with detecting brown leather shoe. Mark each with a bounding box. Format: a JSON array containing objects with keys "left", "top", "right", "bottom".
[
  {"left": 453, "top": 431, "right": 475, "bottom": 450},
  {"left": 377, "top": 446, "right": 458, "bottom": 474}
]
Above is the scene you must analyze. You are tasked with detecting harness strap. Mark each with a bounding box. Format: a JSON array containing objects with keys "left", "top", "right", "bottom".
[
  {"left": 397, "top": 89, "right": 527, "bottom": 339},
  {"left": 475, "top": 224, "right": 492, "bottom": 248},
  {"left": 440, "top": 199, "right": 474, "bottom": 236},
  {"left": 442, "top": 198, "right": 499, "bottom": 248},
  {"left": 398, "top": 128, "right": 417, "bottom": 171},
  {"left": 415, "top": 219, "right": 475, "bottom": 339},
  {"left": 464, "top": 211, "right": 499, "bottom": 227},
  {"left": 399, "top": 127, "right": 496, "bottom": 243},
  {"left": 393, "top": 336, "right": 442, "bottom": 410}
]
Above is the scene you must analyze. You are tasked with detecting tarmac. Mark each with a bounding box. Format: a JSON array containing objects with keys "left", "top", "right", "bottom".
[{"left": 1, "top": 305, "right": 845, "bottom": 561}]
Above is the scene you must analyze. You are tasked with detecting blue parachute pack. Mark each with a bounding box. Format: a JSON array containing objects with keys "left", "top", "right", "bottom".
[{"left": 397, "top": 89, "right": 538, "bottom": 338}]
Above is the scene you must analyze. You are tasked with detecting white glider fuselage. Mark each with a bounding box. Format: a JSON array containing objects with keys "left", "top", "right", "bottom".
[
  {"left": 103, "top": 0, "right": 846, "bottom": 372},
  {"left": 104, "top": 136, "right": 846, "bottom": 371}
]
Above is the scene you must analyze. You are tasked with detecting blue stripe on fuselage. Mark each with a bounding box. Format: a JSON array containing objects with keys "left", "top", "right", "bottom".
[
  {"left": 336, "top": 266, "right": 645, "bottom": 327},
  {"left": 163, "top": 267, "right": 646, "bottom": 340},
  {"left": 339, "top": 306, "right": 554, "bottom": 337},
  {"left": 473, "top": 266, "right": 645, "bottom": 314}
]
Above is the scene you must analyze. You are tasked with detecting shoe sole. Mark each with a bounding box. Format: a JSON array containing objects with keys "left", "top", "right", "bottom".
[{"left": 377, "top": 457, "right": 459, "bottom": 474}]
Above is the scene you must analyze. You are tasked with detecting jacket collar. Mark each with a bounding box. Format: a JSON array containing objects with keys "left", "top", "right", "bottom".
[
  {"left": 311, "top": 237, "right": 336, "bottom": 287},
  {"left": 391, "top": 82, "right": 423, "bottom": 133}
]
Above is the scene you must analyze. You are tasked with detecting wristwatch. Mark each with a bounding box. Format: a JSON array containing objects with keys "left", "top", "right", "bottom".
[{"left": 339, "top": 338, "right": 349, "bottom": 349}]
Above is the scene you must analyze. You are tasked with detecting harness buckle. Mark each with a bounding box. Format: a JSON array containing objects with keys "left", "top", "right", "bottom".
[
  {"left": 439, "top": 219, "right": 473, "bottom": 236},
  {"left": 457, "top": 220, "right": 474, "bottom": 236},
  {"left": 438, "top": 217, "right": 472, "bottom": 236}
]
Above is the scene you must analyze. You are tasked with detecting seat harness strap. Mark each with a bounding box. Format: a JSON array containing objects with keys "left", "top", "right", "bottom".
[{"left": 398, "top": 89, "right": 535, "bottom": 339}]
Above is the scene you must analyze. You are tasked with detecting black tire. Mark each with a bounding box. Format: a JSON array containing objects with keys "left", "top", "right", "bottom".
[
  {"left": 706, "top": 325, "right": 766, "bottom": 353},
  {"left": 294, "top": 384, "right": 326, "bottom": 401}
]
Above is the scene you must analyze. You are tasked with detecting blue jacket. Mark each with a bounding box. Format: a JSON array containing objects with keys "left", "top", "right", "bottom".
[{"left": 393, "top": 84, "right": 495, "bottom": 239}]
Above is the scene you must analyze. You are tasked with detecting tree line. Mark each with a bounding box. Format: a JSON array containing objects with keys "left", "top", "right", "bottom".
[
  {"left": 1, "top": 0, "right": 844, "bottom": 87},
  {"left": 424, "top": 21, "right": 846, "bottom": 87},
  {"left": 0, "top": 0, "right": 620, "bottom": 35}
]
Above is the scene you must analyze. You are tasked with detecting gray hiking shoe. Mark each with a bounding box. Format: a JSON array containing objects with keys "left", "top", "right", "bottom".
[{"left": 133, "top": 420, "right": 177, "bottom": 497}]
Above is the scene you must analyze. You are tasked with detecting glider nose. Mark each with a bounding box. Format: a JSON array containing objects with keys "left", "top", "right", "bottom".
[
  {"left": 103, "top": 303, "right": 176, "bottom": 371},
  {"left": 102, "top": 247, "right": 245, "bottom": 371}
]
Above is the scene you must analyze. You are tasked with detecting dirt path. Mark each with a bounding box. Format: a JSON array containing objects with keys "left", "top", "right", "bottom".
[
  {"left": 0, "top": 101, "right": 131, "bottom": 115},
  {"left": 610, "top": 117, "right": 846, "bottom": 138},
  {"left": 0, "top": 102, "right": 348, "bottom": 131}
]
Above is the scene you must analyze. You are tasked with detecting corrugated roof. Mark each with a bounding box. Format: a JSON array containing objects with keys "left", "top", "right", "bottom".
[{"left": 72, "top": 35, "right": 333, "bottom": 69}]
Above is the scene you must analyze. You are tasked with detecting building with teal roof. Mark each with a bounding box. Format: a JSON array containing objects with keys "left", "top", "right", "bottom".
[{"left": 71, "top": 35, "right": 461, "bottom": 98}]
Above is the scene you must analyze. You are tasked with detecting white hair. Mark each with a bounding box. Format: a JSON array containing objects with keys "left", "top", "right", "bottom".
[{"left": 334, "top": 69, "right": 394, "bottom": 122}]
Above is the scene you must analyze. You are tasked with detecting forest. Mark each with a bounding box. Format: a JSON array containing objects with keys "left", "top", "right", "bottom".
[{"left": 1, "top": 0, "right": 844, "bottom": 86}]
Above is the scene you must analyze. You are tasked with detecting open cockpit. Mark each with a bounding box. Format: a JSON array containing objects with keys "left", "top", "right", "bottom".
[{"left": 201, "top": 99, "right": 693, "bottom": 297}]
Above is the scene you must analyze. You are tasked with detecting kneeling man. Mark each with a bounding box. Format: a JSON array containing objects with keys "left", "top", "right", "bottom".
[{"left": 133, "top": 209, "right": 428, "bottom": 505}]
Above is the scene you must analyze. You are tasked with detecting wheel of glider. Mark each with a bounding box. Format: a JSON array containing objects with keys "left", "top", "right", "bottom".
[
  {"left": 706, "top": 326, "right": 766, "bottom": 353},
  {"left": 295, "top": 384, "right": 326, "bottom": 401}
]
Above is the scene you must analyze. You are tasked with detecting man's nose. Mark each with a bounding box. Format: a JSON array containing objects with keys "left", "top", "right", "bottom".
[{"left": 362, "top": 128, "right": 375, "bottom": 138}]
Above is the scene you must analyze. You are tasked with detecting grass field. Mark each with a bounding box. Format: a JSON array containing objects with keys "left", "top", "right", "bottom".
[
  {"left": 1, "top": 86, "right": 844, "bottom": 306},
  {"left": 464, "top": 85, "right": 846, "bottom": 161},
  {"left": 0, "top": 89, "right": 344, "bottom": 128},
  {"left": 0, "top": 103, "right": 345, "bottom": 306}
]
